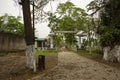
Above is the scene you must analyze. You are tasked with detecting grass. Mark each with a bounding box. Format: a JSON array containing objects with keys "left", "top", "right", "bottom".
[
  {"left": 0, "top": 50, "right": 58, "bottom": 80},
  {"left": 36, "top": 50, "right": 58, "bottom": 56},
  {"left": 75, "top": 50, "right": 101, "bottom": 57}
]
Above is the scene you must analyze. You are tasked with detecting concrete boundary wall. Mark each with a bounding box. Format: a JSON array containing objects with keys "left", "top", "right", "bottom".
[{"left": 0, "top": 32, "right": 26, "bottom": 52}]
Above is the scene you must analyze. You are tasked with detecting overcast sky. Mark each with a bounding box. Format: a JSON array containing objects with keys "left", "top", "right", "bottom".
[{"left": 0, "top": 0, "right": 93, "bottom": 38}]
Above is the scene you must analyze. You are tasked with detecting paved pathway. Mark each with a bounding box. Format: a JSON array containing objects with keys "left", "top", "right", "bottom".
[{"left": 31, "top": 51, "right": 120, "bottom": 80}]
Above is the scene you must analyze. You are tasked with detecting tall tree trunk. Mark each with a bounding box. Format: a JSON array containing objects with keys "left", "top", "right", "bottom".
[
  {"left": 88, "top": 24, "right": 91, "bottom": 54},
  {"left": 21, "top": 0, "right": 36, "bottom": 72}
]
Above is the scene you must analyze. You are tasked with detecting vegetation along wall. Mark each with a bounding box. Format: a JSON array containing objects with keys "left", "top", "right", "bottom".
[{"left": 0, "top": 32, "right": 26, "bottom": 52}]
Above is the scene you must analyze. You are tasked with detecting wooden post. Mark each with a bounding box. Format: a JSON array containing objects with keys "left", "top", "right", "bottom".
[{"left": 38, "top": 55, "right": 45, "bottom": 70}]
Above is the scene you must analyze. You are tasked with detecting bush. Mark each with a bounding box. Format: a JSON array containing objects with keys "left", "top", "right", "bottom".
[{"left": 100, "top": 28, "right": 120, "bottom": 47}]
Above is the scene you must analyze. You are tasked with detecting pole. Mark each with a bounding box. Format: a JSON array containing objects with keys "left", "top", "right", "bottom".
[
  {"left": 33, "top": 1, "right": 35, "bottom": 42},
  {"left": 88, "top": 24, "right": 91, "bottom": 54}
]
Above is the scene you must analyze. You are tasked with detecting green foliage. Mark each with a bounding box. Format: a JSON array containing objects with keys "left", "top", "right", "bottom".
[
  {"left": 53, "top": 35, "right": 65, "bottom": 48},
  {"left": 65, "top": 33, "right": 77, "bottom": 45},
  {"left": 57, "top": 1, "right": 75, "bottom": 15},
  {"left": 48, "top": 1, "right": 88, "bottom": 46},
  {"left": 99, "top": 0, "right": 120, "bottom": 47},
  {"left": 100, "top": 0, "right": 120, "bottom": 27},
  {"left": 0, "top": 15, "right": 24, "bottom": 36},
  {"left": 100, "top": 29, "right": 120, "bottom": 47},
  {"left": 48, "top": 13, "right": 60, "bottom": 31},
  {"left": 88, "top": 0, "right": 120, "bottom": 47}
]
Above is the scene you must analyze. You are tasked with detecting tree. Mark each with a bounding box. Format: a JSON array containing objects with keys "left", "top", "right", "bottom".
[
  {"left": 86, "top": 0, "right": 104, "bottom": 16},
  {"left": 53, "top": 34, "right": 65, "bottom": 48},
  {"left": 48, "top": 1, "right": 88, "bottom": 48},
  {"left": 32, "top": 0, "right": 55, "bottom": 23},
  {"left": 14, "top": 0, "right": 55, "bottom": 72},
  {"left": 21, "top": 0, "right": 36, "bottom": 72},
  {"left": 88, "top": 0, "right": 120, "bottom": 62},
  {"left": 99, "top": 0, "right": 120, "bottom": 62},
  {"left": 0, "top": 15, "right": 24, "bottom": 36}
]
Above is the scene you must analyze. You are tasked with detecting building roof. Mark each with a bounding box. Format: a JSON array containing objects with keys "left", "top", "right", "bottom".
[
  {"left": 35, "top": 38, "right": 47, "bottom": 41},
  {"left": 76, "top": 31, "right": 87, "bottom": 37}
]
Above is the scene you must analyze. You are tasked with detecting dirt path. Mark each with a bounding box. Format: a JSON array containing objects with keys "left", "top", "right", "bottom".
[{"left": 31, "top": 51, "right": 120, "bottom": 80}]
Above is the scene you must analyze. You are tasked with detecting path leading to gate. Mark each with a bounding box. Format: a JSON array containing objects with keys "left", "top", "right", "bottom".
[{"left": 31, "top": 51, "right": 120, "bottom": 80}]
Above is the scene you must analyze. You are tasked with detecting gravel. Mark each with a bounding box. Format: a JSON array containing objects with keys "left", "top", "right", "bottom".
[{"left": 31, "top": 51, "right": 120, "bottom": 80}]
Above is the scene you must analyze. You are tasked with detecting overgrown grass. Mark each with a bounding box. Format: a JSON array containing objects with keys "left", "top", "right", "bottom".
[
  {"left": 36, "top": 50, "right": 58, "bottom": 56},
  {"left": 75, "top": 50, "right": 101, "bottom": 57}
]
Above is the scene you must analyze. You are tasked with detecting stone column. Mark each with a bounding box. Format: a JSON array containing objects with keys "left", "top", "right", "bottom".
[
  {"left": 50, "top": 37, "right": 53, "bottom": 49},
  {"left": 76, "top": 31, "right": 86, "bottom": 50},
  {"left": 78, "top": 36, "right": 81, "bottom": 49},
  {"left": 49, "top": 32, "right": 54, "bottom": 49},
  {"left": 41, "top": 41, "right": 44, "bottom": 50}
]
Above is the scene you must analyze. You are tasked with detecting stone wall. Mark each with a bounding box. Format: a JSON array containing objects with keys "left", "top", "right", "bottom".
[{"left": 0, "top": 32, "right": 26, "bottom": 52}]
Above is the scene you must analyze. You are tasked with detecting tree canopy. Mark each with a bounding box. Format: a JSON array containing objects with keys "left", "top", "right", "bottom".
[
  {"left": 0, "top": 15, "right": 24, "bottom": 36},
  {"left": 47, "top": 1, "right": 89, "bottom": 47},
  {"left": 87, "top": 0, "right": 120, "bottom": 47}
]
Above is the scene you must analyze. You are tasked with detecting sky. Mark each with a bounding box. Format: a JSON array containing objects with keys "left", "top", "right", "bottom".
[{"left": 0, "top": 0, "right": 93, "bottom": 38}]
